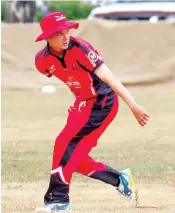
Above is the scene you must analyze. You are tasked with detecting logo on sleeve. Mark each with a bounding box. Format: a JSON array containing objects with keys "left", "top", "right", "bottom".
[
  {"left": 49, "top": 64, "right": 56, "bottom": 73},
  {"left": 88, "top": 51, "right": 99, "bottom": 63}
]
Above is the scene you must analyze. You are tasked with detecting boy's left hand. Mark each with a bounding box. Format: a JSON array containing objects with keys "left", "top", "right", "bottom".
[{"left": 131, "top": 104, "right": 150, "bottom": 126}]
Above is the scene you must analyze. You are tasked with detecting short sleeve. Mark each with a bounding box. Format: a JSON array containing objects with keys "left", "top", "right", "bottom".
[
  {"left": 77, "top": 40, "right": 104, "bottom": 72},
  {"left": 35, "top": 51, "right": 52, "bottom": 78}
]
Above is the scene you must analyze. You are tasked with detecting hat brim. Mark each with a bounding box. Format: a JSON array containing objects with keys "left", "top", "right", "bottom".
[{"left": 35, "top": 21, "right": 79, "bottom": 42}]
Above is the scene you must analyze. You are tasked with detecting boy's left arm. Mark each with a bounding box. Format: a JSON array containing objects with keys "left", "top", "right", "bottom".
[{"left": 94, "top": 63, "right": 150, "bottom": 126}]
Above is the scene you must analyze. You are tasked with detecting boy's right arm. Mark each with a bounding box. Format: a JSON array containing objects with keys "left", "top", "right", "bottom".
[{"left": 35, "top": 51, "right": 52, "bottom": 78}]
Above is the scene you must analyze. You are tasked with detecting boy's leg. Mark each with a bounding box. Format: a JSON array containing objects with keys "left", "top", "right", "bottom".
[
  {"left": 73, "top": 93, "right": 120, "bottom": 186},
  {"left": 76, "top": 155, "right": 138, "bottom": 207},
  {"left": 76, "top": 155, "right": 120, "bottom": 187},
  {"left": 44, "top": 97, "right": 98, "bottom": 205},
  {"left": 44, "top": 93, "right": 118, "bottom": 207},
  {"left": 62, "top": 94, "right": 119, "bottom": 182},
  {"left": 73, "top": 94, "right": 138, "bottom": 206}
]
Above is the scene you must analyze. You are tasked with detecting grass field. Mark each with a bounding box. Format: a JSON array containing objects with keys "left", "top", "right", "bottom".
[{"left": 2, "top": 81, "right": 175, "bottom": 213}]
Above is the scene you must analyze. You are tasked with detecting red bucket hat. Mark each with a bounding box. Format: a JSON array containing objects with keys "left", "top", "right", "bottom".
[{"left": 35, "top": 12, "right": 79, "bottom": 42}]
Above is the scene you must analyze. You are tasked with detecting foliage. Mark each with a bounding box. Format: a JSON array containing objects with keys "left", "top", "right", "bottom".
[{"left": 1, "top": 1, "right": 95, "bottom": 22}]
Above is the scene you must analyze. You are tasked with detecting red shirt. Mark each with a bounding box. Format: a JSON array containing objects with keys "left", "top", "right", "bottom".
[{"left": 35, "top": 36, "right": 112, "bottom": 101}]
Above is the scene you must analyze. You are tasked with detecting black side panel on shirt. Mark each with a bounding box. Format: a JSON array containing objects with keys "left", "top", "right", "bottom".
[{"left": 90, "top": 72, "right": 113, "bottom": 96}]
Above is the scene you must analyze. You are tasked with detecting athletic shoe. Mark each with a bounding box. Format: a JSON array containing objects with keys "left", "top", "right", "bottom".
[{"left": 117, "top": 168, "right": 139, "bottom": 207}]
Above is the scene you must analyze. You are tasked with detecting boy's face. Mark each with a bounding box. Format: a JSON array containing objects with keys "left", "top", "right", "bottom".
[{"left": 46, "top": 28, "right": 70, "bottom": 50}]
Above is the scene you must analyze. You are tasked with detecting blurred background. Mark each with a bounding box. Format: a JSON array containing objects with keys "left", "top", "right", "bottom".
[
  {"left": 2, "top": 1, "right": 175, "bottom": 213},
  {"left": 2, "top": 0, "right": 175, "bottom": 23}
]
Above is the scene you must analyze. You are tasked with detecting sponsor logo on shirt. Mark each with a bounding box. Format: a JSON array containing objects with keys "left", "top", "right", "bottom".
[
  {"left": 49, "top": 64, "right": 56, "bottom": 73},
  {"left": 66, "top": 76, "right": 81, "bottom": 88}
]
